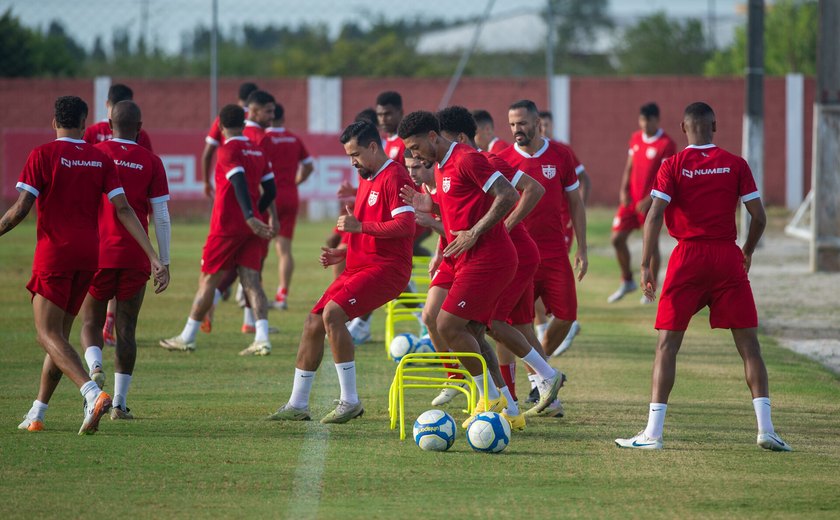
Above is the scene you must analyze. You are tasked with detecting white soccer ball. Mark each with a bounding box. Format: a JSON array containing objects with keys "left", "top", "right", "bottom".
[
  {"left": 413, "top": 335, "right": 435, "bottom": 354},
  {"left": 413, "top": 409, "right": 457, "bottom": 451},
  {"left": 466, "top": 412, "right": 511, "bottom": 453},
  {"left": 389, "top": 333, "right": 418, "bottom": 362}
]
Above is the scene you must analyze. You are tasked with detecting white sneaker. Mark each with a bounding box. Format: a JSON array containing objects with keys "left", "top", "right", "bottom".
[
  {"left": 552, "top": 321, "right": 580, "bottom": 357},
  {"left": 431, "top": 385, "right": 464, "bottom": 406},
  {"left": 348, "top": 317, "right": 371, "bottom": 345},
  {"left": 235, "top": 284, "right": 246, "bottom": 308},
  {"left": 607, "top": 280, "right": 638, "bottom": 303},
  {"left": 640, "top": 294, "right": 655, "bottom": 305},
  {"left": 159, "top": 335, "right": 196, "bottom": 352},
  {"left": 239, "top": 340, "right": 271, "bottom": 356},
  {"left": 615, "top": 431, "right": 663, "bottom": 450},
  {"left": 757, "top": 431, "right": 792, "bottom": 452}
]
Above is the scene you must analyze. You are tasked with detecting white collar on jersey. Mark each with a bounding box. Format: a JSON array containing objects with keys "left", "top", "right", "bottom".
[
  {"left": 513, "top": 136, "right": 549, "bottom": 159},
  {"left": 386, "top": 134, "right": 400, "bottom": 142},
  {"left": 267, "top": 127, "right": 286, "bottom": 132},
  {"left": 685, "top": 143, "right": 717, "bottom": 149},
  {"left": 366, "top": 158, "right": 393, "bottom": 182},
  {"left": 225, "top": 136, "right": 249, "bottom": 142},
  {"left": 438, "top": 141, "right": 457, "bottom": 168},
  {"left": 641, "top": 128, "right": 664, "bottom": 143},
  {"left": 111, "top": 138, "right": 137, "bottom": 145},
  {"left": 488, "top": 137, "right": 499, "bottom": 149},
  {"left": 423, "top": 183, "right": 437, "bottom": 195},
  {"left": 55, "top": 137, "right": 86, "bottom": 144},
  {"left": 245, "top": 120, "right": 262, "bottom": 128}
]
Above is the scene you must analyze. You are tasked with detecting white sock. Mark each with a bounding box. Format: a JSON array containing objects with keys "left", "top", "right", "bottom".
[
  {"left": 289, "top": 368, "right": 315, "bottom": 409},
  {"left": 114, "top": 373, "right": 132, "bottom": 409},
  {"left": 335, "top": 361, "right": 359, "bottom": 404},
  {"left": 473, "top": 374, "right": 500, "bottom": 400},
  {"left": 643, "top": 403, "right": 667, "bottom": 439},
  {"left": 180, "top": 318, "right": 201, "bottom": 343},
  {"left": 84, "top": 346, "right": 103, "bottom": 373},
  {"left": 213, "top": 289, "right": 222, "bottom": 306},
  {"left": 244, "top": 307, "right": 256, "bottom": 327},
  {"left": 752, "top": 397, "right": 775, "bottom": 434},
  {"left": 28, "top": 400, "right": 48, "bottom": 421},
  {"left": 528, "top": 374, "right": 538, "bottom": 390},
  {"left": 255, "top": 319, "right": 269, "bottom": 342},
  {"left": 500, "top": 386, "right": 519, "bottom": 415},
  {"left": 80, "top": 380, "right": 101, "bottom": 406},
  {"left": 522, "top": 348, "right": 555, "bottom": 379},
  {"left": 535, "top": 322, "right": 548, "bottom": 344}
]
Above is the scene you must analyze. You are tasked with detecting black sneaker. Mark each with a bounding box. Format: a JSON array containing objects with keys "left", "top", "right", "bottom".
[{"left": 526, "top": 386, "right": 539, "bottom": 404}]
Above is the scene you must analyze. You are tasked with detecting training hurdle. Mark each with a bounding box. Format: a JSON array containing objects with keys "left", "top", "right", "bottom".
[
  {"left": 388, "top": 352, "right": 488, "bottom": 440},
  {"left": 383, "top": 256, "right": 432, "bottom": 358}
]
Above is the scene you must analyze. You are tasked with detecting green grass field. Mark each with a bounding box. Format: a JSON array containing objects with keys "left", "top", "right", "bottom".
[{"left": 1, "top": 209, "right": 838, "bottom": 519}]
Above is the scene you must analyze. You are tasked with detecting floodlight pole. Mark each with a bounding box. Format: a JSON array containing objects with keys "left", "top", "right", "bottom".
[
  {"left": 811, "top": 0, "right": 840, "bottom": 271},
  {"left": 741, "top": 0, "right": 764, "bottom": 247},
  {"left": 439, "top": 0, "right": 496, "bottom": 109},
  {"left": 546, "top": 0, "right": 557, "bottom": 109},
  {"left": 210, "top": 0, "right": 219, "bottom": 125}
]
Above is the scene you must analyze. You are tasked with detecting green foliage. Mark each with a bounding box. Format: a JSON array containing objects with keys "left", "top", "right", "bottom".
[
  {"left": 705, "top": 0, "right": 817, "bottom": 76},
  {"left": 616, "top": 12, "right": 712, "bottom": 75}
]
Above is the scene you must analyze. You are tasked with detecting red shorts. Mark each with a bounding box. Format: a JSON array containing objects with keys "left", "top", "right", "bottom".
[
  {"left": 312, "top": 264, "right": 410, "bottom": 320},
  {"left": 493, "top": 229, "right": 540, "bottom": 325},
  {"left": 27, "top": 270, "right": 95, "bottom": 316},
  {"left": 533, "top": 256, "right": 577, "bottom": 322},
  {"left": 612, "top": 203, "right": 646, "bottom": 232},
  {"left": 276, "top": 192, "right": 299, "bottom": 239},
  {"left": 656, "top": 241, "right": 758, "bottom": 331},
  {"left": 430, "top": 258, "right": 455, "bottom": 290},
  {"left": 201, "top": 233, "right": 264, "bottom": 274},
  {"left": 88, "top": 268, "right": 149, "bottom": 301},
  {"left": 443, "top": 239, "right": 517, "bottom": 326}
]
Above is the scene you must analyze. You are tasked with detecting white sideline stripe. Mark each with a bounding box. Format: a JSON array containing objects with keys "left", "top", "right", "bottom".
[{"left": 287, "top": 423, "right": 330, "bottom": 519}]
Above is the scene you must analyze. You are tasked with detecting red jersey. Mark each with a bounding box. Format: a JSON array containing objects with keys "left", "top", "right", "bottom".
[
  {"left": 84, "top": 120, "right": 153, "bottom": 151},
  {"left": 243, "top": 120, "right": 266, "bottom": 144},
  {"left": 210, "top": 136, "right": 273, "bottom": 237},
  {"left": 384, "top": 135, "right": 406, "bottom": 165},
  {"left": 260, "top": 127, "right": 313, "bottom": 194},
  {"left": 497, "top": 138, "right": 579, "bottom": 260},
  {"left": 652, "top": 144, "right": 759, "bottom": 243},
  {"left": 346, "top": 160, "right": 415, "bottom": 271},
  {"left": 94, "top": 138, "right": 170, "bottom": 270},
  {"left": 628, "top": 129, "right": 676, "bottom": 203},
  {"left": 17, "top": 138, "right": 123, "bottom": 271},
  {"left": 435, "top": 143, "right": 511, "bottom": 269},
  {"left": 554, "top": 140, "right": 585, "bottom": 176},
  {"left": 486, "top": 137, "right": 510, "bottom": 154}
]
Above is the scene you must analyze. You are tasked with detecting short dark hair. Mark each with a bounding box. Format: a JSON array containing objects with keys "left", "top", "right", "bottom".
[
  {"left": 376, "top": 91, "right": 403, "bottom": 109},
  {"left": 107, "top": 84, "right": 133, "bottom": 105},
  {"left": 238, "top": 82, "right": 259, "bottom": 102},
  {"left": 273, "top": 104, "right": 285, "bottom": 121},
  {"left": 54, "top": 95, "right": 88, "bottom": 129},
  {"left": 437, "top": 106, "right": 477, "bottom": 141},
  {"left": 509, "top": 99, "right": 539, "bottom": 115},
  {"left": 538, "top": 110, "right": 553, "bottom": 120},
  {"left": 640, "top": 102, "right": 660, "bottom": 119},
  {"left": 683, "top": 101, "right": 715, "bottom": 122},
  {"left": 219, "top": 104, "right": 245, "bottom": 129},
  {"left": 339, "top": 120, "right": 381, "bottom": 148},
  {"left": 397, "top": 111, "right": 439, "bottom": 140},
  {"left": 354, "top": 107, "right": 378, "bottom": 127},
  {"left": 110, "top": 100, "right": 142, "bottom": 131},
  {"left": 246, "top": 90, "right": 275, "bottom": 107},
  {"left": 472, "top": 109, "right": 493, "bottom": 127}
]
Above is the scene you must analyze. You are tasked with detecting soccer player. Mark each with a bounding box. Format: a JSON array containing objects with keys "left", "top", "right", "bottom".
[
  {"left": 376, "top": 91, "right": 406, "bottom": 165},
  {"left": 84, "top": 83, "right": 154, "bottom": 151},
  {"left": 472, "top": 109, "right": 510, "bottom": 154},
  {"left": 497, "top": 100, "right": 587, "bottom": 416},
  {"left": 159, "top": 104, "right": 277, "bottom": 356},
  {"left": 261, "top": 104, "right": 314, "bottom": 310},
  {"left": 78, "top": 100, "right": 171, "bottom": 419},
  {"left": 267, "top": 120, "right": 415, "bottom": 423},
  {"left": 608, "top": 102, "right": 676, "bottom": 304},
  {"left": 615, "top": 102, "right": 792, "bottom": 452},
  {"left": 242, "top": 90, "right": 276, "bottom": 144},
  {"left": 3, "top": 95, "right": 165, "bottom": 434},
  {"left": 202, "top": 82, "right": 259, "bottom": 199},
  {"left": 398, "top": 110, "right": 563, "bottom": 425}
]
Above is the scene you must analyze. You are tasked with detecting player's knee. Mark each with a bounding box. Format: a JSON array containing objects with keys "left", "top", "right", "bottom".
[
  {"left": 421, "top": 307, "right": 438, "bottom": 331},
  {"left": 321, "top": 304, "right": 348, "bottom": 329},
  {"left": 611, "top": 232, "right": 626, "bottom": 248}
]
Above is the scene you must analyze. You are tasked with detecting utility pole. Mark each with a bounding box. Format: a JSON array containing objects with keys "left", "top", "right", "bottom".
[
  {"left": 741, "top": 0, "right": 764, "bottom": 245},
  {"left": 210, "top": 0, "right": 218, "bottom": 125},
  {"left": 811, "top": 0, "right": 840, "bottom": 271},
  {"left": 546, "top": 0, "right": 557, "bottom": 109}
]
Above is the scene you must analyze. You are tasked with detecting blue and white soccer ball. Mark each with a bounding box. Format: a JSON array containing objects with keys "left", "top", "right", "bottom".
[
  {"left": 413, "top": 409, "right": 457, "bottom": 451},
  {"left": 389, "top": 333, "right": 418, "bottom": 362},
  {"left": 466, "top": 412, "right": 511, "bottom": 453},
  {"left": 413, "top": 335, "right": 435, "bottom": 354}
]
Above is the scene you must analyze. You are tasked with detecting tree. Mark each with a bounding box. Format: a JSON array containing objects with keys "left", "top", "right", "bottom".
[
  {"left": 616, "top": 12, "right": 711, "bottom": 75},
  {"left": 0, "top": 10, "right": 36, "bottom": 77},
  {"left": 705, "top": 0, "right": 817, "bottom": 76},
  {"left": 546, "top": 0, "right": 616, "bottom": 75}
]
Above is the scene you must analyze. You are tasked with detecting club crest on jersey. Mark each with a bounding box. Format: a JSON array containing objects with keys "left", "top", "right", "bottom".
[
  {"left": 542, "top": 164, "right": 556, "bottom": 179},
  {"left": 389, "top": 148, "right": 399, "bottom": 159},
  {"left": 442, "top": 177, "right": 452, "bottom": 193},
  {"left": 646, "top": 147, "right": 657, "bottom": 160},
  {"left": 368, "top": 190, "right": 379, "bottom": 206}
]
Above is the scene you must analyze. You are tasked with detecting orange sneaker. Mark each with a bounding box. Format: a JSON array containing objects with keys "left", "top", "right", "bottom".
[
  {"left": 241, "top": 324, "right": 256, "bottom": 334},
  {"left": 18, "top": 417, "right": 44, "bottom": 432},
  {"left": 79, "top": 392, "right": 112, "bottom": 435},
  {"left": 201, "top": 307, "right": 213, "bottom": 333}
]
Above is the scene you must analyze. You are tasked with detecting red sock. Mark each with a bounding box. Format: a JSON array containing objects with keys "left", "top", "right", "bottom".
[
  {"left": 444, "top": 362, "right": 463, "bottom": 380},
  {"left": 500, "top": 363, "right": 517, "bottom": 401}
]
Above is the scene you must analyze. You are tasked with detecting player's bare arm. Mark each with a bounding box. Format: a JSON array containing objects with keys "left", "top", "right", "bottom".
[
  {"left": 504, "top": 172, "right": 544, "bottom": 232},
  {"left": 640, "top": 196, "right": 668, "bottom": 299},
  {"left": 319, "top": 246, "right": 347, "bottom": 268},
  {"left": 111, "top": 193, "right": 168, "bottom": 292},
  {"left": 578, "top": 169, "right": 592, "bottom": 205},
  {"left": 619, "top": 154, "right": 633, "bottom": 206},
  {"left": 201, "top": 142, "right": 217, "bottom": 199},
  {"left": 741, "top": 198, "right": 767, "bottom": 274},
  {"left": 0, "top": 190, "right": 35, "bottom": 237},
  {"left": 566, "top": 186, "right": 589, "bottom": 281},
  {"left": 296, "top": 161, "right": 314, "bottom": 185},
  {"left": 443, "top": 176, "right": 518, "bottom": 258},
  {"left": 416, "top": 211, "right": 444, "bottom": 235}
]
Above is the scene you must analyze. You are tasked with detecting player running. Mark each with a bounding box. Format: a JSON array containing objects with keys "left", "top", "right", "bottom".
[
  {"left": 159, "top": 105, "right": 277, "bottom": 356},
  {"left": 608, "top": 102, "right": 676, "bottom": 304},
  {"left": 267, "top": 120, "right": 415, "bottom": 424},
  {"left": 615, "top": 102, "right": 792, "bottom": 452},
  {"left": 4, "top": 96, "right": 165, "bottom": 434}
]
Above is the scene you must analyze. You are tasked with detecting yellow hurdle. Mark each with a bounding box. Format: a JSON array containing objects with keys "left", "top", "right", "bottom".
[
  {"left": 382, "top": 256, "right": 433, "bottom": 358},
  {"left": 388, "top": 352, "right": 488, "bottom": 440}
]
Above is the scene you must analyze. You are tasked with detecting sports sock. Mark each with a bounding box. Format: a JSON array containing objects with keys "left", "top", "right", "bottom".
[
  {"left": 522, "top": 348, "right": 555, "bottom": 379},
  {"left": 254, "top": 319, "right": 269, "bottom": 342},
  {"left": 80, "top": 380, "right": 101, "bottom": 407},
  {"left": 243, "top": 307, "right": 256, "bottom": 327},
  {"left": 444, "top": 362, "right": 463, "bottom": 380},
  {"left": 289, "top": 368, "right": 316, "bottom": 409},
  {"left": 277, "top": 287, "right": 288, "bottom": 299},
  {"left": 499, "top": 363, "right": 517, "bottom": 401},
  {"left": 28, "top": 400, "right": 48, "bottom": 421},
  {"left": 180, "top": 318, "right": 201, "bottom": 343},
  {"left": 104, "top": 312, "right": 115, "bottom": 332},
  {"left": 643, "top": 403, "right": 667, "bottom": 439},
  {"left": 752, "top": 397, "right": 775, "bottom": 434},
  {"left": 528, "top": 374, "right": 538, "bottom": 390},
  {"left": 535, "top": 322, "right": 548, "bottom": 345},
  {"left": 114, "top": 373, "right": 132, "bottom": 409},
  {"left": 335, "top": 361, "right": 359, "bottom": 404},
  {"left": 473, "top": 374, "right": 500, "bottom": 400},
  {"left": 84, "top": 346, "right": 103, "bottom": 373},
  {"left": 500, "top": 386, "right": 519, "bottom": 415}
]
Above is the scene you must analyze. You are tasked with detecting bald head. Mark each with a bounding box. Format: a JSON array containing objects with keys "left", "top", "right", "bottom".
[
  {"left": 681, "top": 101, "right": 716, "bottom": 144},
  {"left": 109, "top": 100, "right": 142, "bottom": 141}
]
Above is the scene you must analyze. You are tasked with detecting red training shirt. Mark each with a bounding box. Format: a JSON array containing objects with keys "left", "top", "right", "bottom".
[
  {"left": 384, "top": 135, "right": 406, "bottom": 165},
  {"left": 209, "top": 136, "right": 273, "bottom": 237},
  {"left": 260, "top": 127, "right": 313, "bottom": 198},
  {"left": 628, "top": 129, "right": 676, "bottom": 204},
  {"left": 84, "top": 120, "right": 154, "bottom": 152}
]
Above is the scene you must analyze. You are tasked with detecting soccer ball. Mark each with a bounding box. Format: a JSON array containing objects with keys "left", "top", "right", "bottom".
[
  {"left": 466, "top": 412, "right": 511, "bottom": 453},
  {"left": 389, "top": 333, "right": 418, "bottom": 362},
  {"left": 413, "top": 409, "right": 457, "bottom": 451},
  {"left": 414, "top": 335, "right": 435, "bottom": 354}
]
